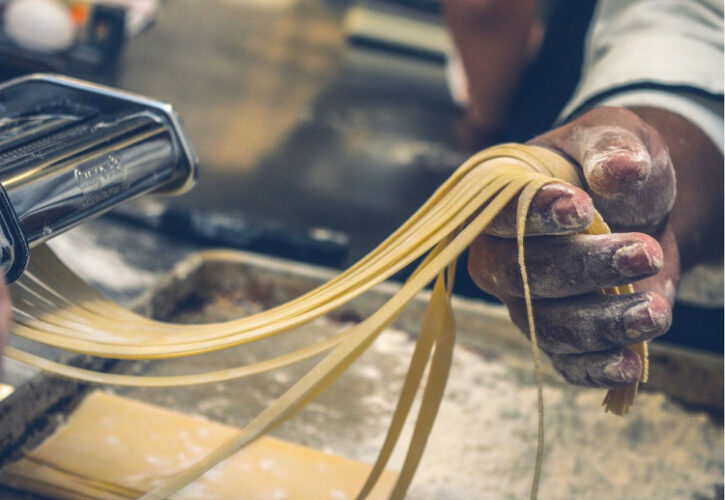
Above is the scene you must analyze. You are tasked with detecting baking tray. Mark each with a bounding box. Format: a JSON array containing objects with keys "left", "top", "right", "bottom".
[
  {"left": 123, "top": 250, "right": 723, "bottom": 499},
  {"left": 2, "top": 249, "right": 724, "bottom": 499}
]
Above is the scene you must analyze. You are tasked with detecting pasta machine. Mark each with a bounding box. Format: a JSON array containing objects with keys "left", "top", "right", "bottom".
[{"left": 0, "top": 73, "right": 198, "bottom": 282}]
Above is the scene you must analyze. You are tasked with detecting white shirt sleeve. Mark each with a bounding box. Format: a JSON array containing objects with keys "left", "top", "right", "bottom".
[{"left": 560, "top": 0, "right": 724, "bottom": 152}]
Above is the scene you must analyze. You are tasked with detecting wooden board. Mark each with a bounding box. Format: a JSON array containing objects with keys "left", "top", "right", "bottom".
[{"left": 0, "top": 391, "right": 397, "bottom": 499}]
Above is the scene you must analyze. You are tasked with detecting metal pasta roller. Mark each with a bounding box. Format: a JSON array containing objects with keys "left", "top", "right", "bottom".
[{"left": 0, "top": 73, "right": 198, "bottom": 282}]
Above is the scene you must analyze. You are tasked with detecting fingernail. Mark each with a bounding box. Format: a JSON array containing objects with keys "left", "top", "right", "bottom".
[
  {"left": 603, "top": 353, "right": 640, "bottom": 384},
  {"left": 612, "top": 242, "right": 662, "bottom": 277},
  {"left": 624, "top": 301, "right": 662, "bottom": 339},
  {"left": 551, "top": 192, "right": 593, "bottom": 230},
  {"left": 603, "top": 361, "right": 628, "bottom": 383},
  {"left": 624, "top": 294, "right": 671, "bottom": 339},
  {"left": 586, "top": 147, "right": 651, "bottom": 196}
]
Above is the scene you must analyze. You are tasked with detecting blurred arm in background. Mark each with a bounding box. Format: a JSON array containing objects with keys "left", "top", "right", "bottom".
[{"left": 444, "top": 0, "right": 543, "bottom": 138}]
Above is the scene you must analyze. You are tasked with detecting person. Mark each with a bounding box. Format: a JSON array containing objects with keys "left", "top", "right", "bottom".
[{"left": 447, "top": 0, "right": 723, "bottom": 388}]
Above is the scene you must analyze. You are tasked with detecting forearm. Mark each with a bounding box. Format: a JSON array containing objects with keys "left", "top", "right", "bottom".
[
  {"left": 629, "top": 107, "right": 724, "bottom": 270},
  {"left": 444, "top": 0, "right": 538, "bottom": 134}
]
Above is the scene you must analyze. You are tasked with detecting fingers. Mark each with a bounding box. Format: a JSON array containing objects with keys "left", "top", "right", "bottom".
[
  {"left": 505, "top": 292, "right": 671, "bottom": 355},
  {"left": 503, "top": 290, "right": 668, "bottom": 389},
  {"left": 500, "top": 287, "right": 670, "bottom": 390},
  {"left": 550, "top": 348, "right": 643, "bottom": 390},
  {"left": 530, "top": 107, "right": 677, "bottom": 232},
  {"left": 468, "top": 232, "right": 664, "bottom": 299},
  {"left": 485, "top": 182, "right": 594, "bottom": 237}
]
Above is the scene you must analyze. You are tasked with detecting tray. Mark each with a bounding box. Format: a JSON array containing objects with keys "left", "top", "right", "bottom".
[{"left": 112, "top": 249, "right": 724, "bottom": 499}]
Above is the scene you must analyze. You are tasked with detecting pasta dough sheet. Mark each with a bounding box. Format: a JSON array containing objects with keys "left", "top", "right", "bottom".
[{"left": 0, "top": 391, "right": 398, "bottom": 500}]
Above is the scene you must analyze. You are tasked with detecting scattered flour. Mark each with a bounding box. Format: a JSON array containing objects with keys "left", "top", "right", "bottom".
[{"left": 122, "top": 307, "right": 723, "bottom": 500}]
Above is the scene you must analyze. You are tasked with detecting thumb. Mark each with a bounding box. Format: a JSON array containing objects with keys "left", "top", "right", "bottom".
[{"left": 530, "top": 107, "right": 676, "bottom": 232}]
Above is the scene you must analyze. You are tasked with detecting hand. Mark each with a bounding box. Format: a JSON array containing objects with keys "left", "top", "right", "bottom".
[{"left": 468, "top": 107, "right": 678, "bottom": 389}]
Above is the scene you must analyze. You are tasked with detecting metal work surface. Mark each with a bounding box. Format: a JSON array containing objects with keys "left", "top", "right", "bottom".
[
  {"left": 122, "top": 251, "right": 723, "bottom": 500},
  {"left": 1, "top": 220, "right": 722, "bottom": 498}
]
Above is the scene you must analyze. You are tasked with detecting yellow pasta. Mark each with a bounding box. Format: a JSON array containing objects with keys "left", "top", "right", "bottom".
[{"left": 5, "top": 144, "right": 647, "bottom": 499}]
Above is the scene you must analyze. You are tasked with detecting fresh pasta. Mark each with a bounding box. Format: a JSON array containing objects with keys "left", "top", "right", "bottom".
[{"left": 4, "top": 144, "right": 647, "bottom": 500}]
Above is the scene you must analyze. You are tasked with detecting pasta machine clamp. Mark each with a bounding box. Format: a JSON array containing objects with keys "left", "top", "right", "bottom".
[{"left": 0, "top": 73, "right": 199, "bottom": 282}]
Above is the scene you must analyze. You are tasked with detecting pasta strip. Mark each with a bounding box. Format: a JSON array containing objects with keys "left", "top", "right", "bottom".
[{"left": 4, "top": 144, "right": 648, "bottom": 500}]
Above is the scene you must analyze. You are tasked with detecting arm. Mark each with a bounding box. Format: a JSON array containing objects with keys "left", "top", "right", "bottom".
[{"left": 444, "top": 0, "right": 540, "bottom": 136}]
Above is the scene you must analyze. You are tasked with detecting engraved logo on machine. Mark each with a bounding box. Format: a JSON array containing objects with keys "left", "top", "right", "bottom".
[
  {"left": 75, "top": 153, "right": 126, "bottom": 193},
  {"left": 74, "top": 153, "right": 127, "bottom": 207}
]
